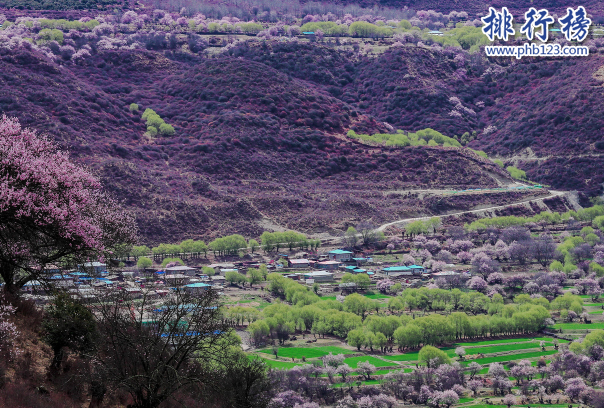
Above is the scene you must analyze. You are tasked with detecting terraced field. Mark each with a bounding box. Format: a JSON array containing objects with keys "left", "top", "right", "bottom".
[
  {"left": 553, "top": 322, "right": 604, "bottom": 330},
  {"left": 455, "top": 337, "right": 554, "bottom": 347},
  {"left": 258, "top": 346, "right": 353, "bottom": 358},
  {"left": 343, "top": 356, "right": 394, "bottom": 368},
  {"left": 255, "top": 335, "right": 573, "bottom": 377},
  {"left": 364, "top": 294, "right": 391, "bottom": 299},
  {"left": 383, "top": 337, "right": 560, "bottom": 363},
  {"left": 258, "top": 358, "right": 303, "bottom": 369},
  {"left": 462, "top": 342, "right": 547, "bottom": 355},
  {"left": 461, "top": 405, "right": 567, "bottom": 408},
  {"left": 470, "top": 350, "right": 558, "bottom": 365}
]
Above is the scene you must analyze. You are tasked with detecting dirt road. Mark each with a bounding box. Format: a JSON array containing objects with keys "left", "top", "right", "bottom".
[{"left": 376, "top": 190, "right": 567, "bottom": 232}]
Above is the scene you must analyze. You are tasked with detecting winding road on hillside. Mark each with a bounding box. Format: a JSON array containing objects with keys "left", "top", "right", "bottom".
[{"left": 375, "top": 189, "right": 567, "bottom": 232}]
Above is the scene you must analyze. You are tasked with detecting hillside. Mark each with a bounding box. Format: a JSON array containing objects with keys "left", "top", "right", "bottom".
[
  {"left": 0, "top": 44, "right": 522, "bottom": 243},
  {"left": 1, "top": 8, "right": 603, "bottom": 241},
  {"left": 0, "top": 0, "right": 125, "bottom": 9},
  {"left": 321, "top": 0, "right": 604, "bottom": 17},
  {"left": 232, "top": 41, "right": 604, "bottom": 198},
  {"left": 145, "top": 0, "right": 604, "bottom": 19}
]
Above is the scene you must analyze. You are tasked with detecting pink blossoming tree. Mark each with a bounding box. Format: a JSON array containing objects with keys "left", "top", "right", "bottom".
[{"left": 0, "top": 115, "right": 137, "bottom": 293}]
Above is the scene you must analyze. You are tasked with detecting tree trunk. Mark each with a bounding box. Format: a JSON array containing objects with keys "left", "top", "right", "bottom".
[
  {"left": 0, "top": 261, "right": 18, "bottom": 294},
  {"left": 50, "top": 347, "right": 64, "bottom": 372}
]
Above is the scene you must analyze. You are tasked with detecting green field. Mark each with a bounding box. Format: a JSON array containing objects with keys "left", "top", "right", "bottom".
[
  {"left": 463, "top": 342, "right": 550, "bottom": 355},
  {"left": 383, "top": 352, "right": 420, "bottom": 362},
  {"left": 589, "top": 310, "right": 603, "bottom": 315},
  {"left": 583, "top": 303, "right": 604, "bottom": 307},
  {"left": 458, "top": 398, "right": 475, "bottom": 404},
  {"left": 470, "top": 350, "right": 558, "bottom": 365},
  {"left": 343, "top": 355, "right": 394, "bottom": 368},
  {"left": 461, "top": 405, "right": 567, "bottom": 408},
  {"left": 383, "top": 338, "right": 556, "bottom": 362},
  {"left": 319, "top": 296, "right": 337, "bottom": 301},
  {"left": 364, "top": 293, "right": 391, "bottom": 299},
  {"left": 259, "top": 358, "right": 303, "bottom": 369},
  {"left": 258, "top": 346, "right": 352, "bottom": 359},
  {"left": 456, "top": 337, "right": 544, "bottom": 347},
  {"left": 553, "top": 322, "right": 604, "bottom": 330}
]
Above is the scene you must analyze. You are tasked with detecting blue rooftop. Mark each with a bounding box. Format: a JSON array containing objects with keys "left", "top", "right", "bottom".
[
  {"left": 185, "top": 282, "right": 211, "bottom": 288},
  {"left": 383, "top": 266, "right": 411, "bottom": 272},
  {"left": 329, "top": 249, "right": 353, "bottom": 254}
]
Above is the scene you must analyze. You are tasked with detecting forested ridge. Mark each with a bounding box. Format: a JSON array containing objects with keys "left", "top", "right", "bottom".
[{"left": 1, "top": 7, "right": 603, "bottom": 242}]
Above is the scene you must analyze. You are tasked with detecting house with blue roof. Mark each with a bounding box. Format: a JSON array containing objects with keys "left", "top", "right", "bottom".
[
  {"left": 184, "top": 282, "right": 211, "bottom": 295},
  {"left": 382, "top": 264, "right": 425, "bottom": 277},
  {"left": 328, "top": 249, "right": 353, "bottom": 262}
]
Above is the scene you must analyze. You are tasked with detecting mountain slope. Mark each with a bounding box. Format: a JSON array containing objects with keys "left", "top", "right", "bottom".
[
  {"left": 231, "top": 41, "right": 604, "bottom": 198},
  {"left": 0, "top": 45, "right": 519, "bottom": 243}
]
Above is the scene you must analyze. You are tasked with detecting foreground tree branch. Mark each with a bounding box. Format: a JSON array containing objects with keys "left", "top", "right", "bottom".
[{"left": 91, "top": 287, "right": 233, "bottom": 408}]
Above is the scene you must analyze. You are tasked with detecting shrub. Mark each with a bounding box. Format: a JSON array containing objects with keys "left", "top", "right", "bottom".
[
  {"left": 147, "top": 126, "right": 158, "bottom": 136},
  {"left": 202, "top": 266, "right": 215, "bottom": 276},
  {"left": 159, "top": 123, "right": 175, "bottom": 136},
  {"left": 146, "top": 114, "right": 164, "bottom": 128},
  {"left": 38, "top": 28, "right": 63, "bottom": 44},
  {"left": 141, "top": 108, "right": 156, "bottom": 120},
  {"left": 506, "top": 166, "right": 527, "bottom": 180},
  {"left": 418, "top": 345, "right": 451, "bottom": 367},
  {"left": 137, "top": 257, "right": 152, "bottom": 270},
  {"left": 129, "top": 103, "right": 139, "bottom": 113}
]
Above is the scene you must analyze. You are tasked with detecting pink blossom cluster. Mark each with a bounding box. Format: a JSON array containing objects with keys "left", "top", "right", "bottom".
[{"left": 0, "top": 115, "right": 136, "bottom": 289}]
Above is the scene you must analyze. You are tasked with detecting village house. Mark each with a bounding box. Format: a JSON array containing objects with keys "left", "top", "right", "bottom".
[
  {"left": 210, "top": 275, "right": 226, "bottom": 284},
  {"left": 165, "top": 265, "right": 198, "bottom": 277},
  {"left": 382, "top": 264, "right": 425, "bottom": 277},
  {"left": 315, "top": 260, "right": 341, "bottom": 270},
  {"left": 49, "top": 274, "right": 74, "bottom": 288},
  {"left": 328, "top": 249, "right": 353, "bottom": 262},
  {"left": 183, "top": 282, "right": 211, "bottom": 295},
  {"left": 303, "top": 271, "right": 334, "bottom": 282},
  {"left": 207, "top": 263, "right": 235, "bottom": 274},
  {"left": 164, "top": 274, "right": 190, "bottom": 286},
  {"left": 287, "top": 258, "right": 311, "bottom": 269},
  {"left": 44, "top": 264, "right": 62, "bottom": 275},
  {"left": 78, "top": 262, "right": 107, "bottom": 274},
  {"left": 122, "top": 286, "right": 142, "bottom": 298}
]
